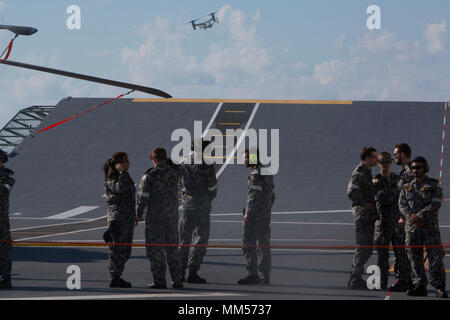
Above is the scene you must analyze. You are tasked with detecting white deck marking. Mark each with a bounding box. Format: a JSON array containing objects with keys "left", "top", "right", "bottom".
[
  {"left": 211, "top": 220, "right": 354, "bottom": 226},
  {"left": 216, "top": 103, "right": 260, "bottom": 178},
  {"left": 212, "top": 210, "right": 352, "bottom": 216},
  {"left": 45, "top": 206, "right": 100, "bottom": 219},
  {"left": 0, "top": 292, "right": 245, "bottom": 300},
  {"left": 11, "top": 215, "right": 106, "bottom": 232},
  {"left": 15, "top": 225, "right": 108, "bottom": 241},
  {"left": 202, "top": 102, "right": 223, "bottom": 137}
]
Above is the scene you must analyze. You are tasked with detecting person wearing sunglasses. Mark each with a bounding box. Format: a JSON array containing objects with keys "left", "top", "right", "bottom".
[
  {"left": 373, "top": 152, "right": 410, "bottom": 290},
  {"left": 399, "top": 156, "right": 447, "bottom": 298},
  {"left": 346, "top": 146, "right": 378, "bottom": 289}
]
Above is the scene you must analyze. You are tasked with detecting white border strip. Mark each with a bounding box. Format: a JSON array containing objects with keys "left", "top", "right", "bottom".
[
  {"left": 216, "top": 103, "right": 260, "bottom": 178},
  {"left": 202, "top": 102, "right": 223, "bottom": 137},
  {"left": 1, "top": 292, "right": 245, "bottom": 300}
]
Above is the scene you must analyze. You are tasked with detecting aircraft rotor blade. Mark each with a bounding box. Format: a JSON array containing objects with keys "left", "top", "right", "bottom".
[
  {"left": 1, "top": 60, "right": 172, "bottom": 98},
  {"left": 0, "top": 25, "right": 38, "bottom": 36}
]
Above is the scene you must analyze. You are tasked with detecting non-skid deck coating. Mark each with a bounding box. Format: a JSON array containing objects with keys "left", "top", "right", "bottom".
[{"left": 2, "top": 98, "right": 450, "bottom": 300}]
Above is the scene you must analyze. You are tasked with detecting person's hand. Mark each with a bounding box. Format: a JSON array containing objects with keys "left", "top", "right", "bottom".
[
  {"left": 134, "top": 217, "right": 142, "bottom": 227},
  {"left": 243, "top": 213, "right": 248, "bottom": 224},
  {"left": 409, "top": 214, "right": 424, "bottom": 228},
  {"left": 398, "top": 217, "right": 405, "bottom": 229},
  {"left": 364, "top": 202, "right": 375, "bottom": 211}
]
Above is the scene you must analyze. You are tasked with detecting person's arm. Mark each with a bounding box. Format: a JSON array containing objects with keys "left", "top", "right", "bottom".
[
  {"left": 347, "top": 170, "right": 365, "bottom": 206},
  {"left": 0, "top": 174, "right": 15, "bottom": 195},
  {"left": 136, "top": 173, "right": 151, "bottom": 221},
  {"left": 417, "top": 183, "right": 442, "bottom": 223},
  {"left": 398, "top": 186, "right": 414, "bottom": 217},
  {"left": 207, "top": 165, "right": 217, "bottom": 201}
]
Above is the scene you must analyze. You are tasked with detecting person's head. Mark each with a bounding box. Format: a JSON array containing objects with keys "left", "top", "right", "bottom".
[
  {"left": 103, "top": 152, "right": 130, "bottom": 181},
  {"left": 150, "top": 147, "right": 167, "bottom": 166},
  {"left": 244, "top": 148, "right": 260, "bottom": 167},
  {"left": 393, "top": 143, "right": 411, "bottom": 166},
  {"left": 0, "top": 150, "right": 7, "bottom": 167},
  {"left": 360, "top": 146, "right": 377, "bottom": 167},
  {"left": 377, "top": 151, "right": 392, "bottom": 171},
  {"left": 410, "top": 156, "right": 429, "bottom": 180},
  {"left": 192, "top": 139, "right": 211, "bottom": 163}
]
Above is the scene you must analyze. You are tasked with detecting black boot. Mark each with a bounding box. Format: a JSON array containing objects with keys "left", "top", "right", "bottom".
[
  {"left": 436, "top": 288, "right": 448, "bottom": 298},
  {"left": 0, "top": 276, "right": 12, "bottom": 289},
  {"left": 406, "top": 285, "right": 427, "bottom": 296},
  {"left": 388, "top": 279, "right": 409, "bottom": 292},
  {"left": 238, "top": 274, "right": 260, "bottom": 285},
  {"left": 172, "top": 281, "right": 184, "bottom": 289},
  {"left": 259, "top": 274, "right": 270, "bottom": 285},
  {"left": 347, "top": 275, "right": 367, "bottom": 290},
  {"left": 187, "top": 271, "right": 207, "bottom": 284},
  {"left": 109, "top": 277, "right": 132, "bottom": 288},
  {"left": 147, "top": 282, "right": 167, "bottom": 289}
]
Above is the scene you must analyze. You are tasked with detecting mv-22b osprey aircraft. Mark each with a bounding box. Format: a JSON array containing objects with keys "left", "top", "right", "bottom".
[{"left": 189, "top": 12, "right": 219, "bottom": 30}]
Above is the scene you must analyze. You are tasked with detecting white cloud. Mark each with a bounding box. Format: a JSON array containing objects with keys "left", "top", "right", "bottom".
[{"left": 425, "top": 20, "right": 447, "bottom": 55}]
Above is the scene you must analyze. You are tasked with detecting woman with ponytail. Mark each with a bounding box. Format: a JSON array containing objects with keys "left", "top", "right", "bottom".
[{"left": 103, "top": 152, "right": 136, "bottom": 288}]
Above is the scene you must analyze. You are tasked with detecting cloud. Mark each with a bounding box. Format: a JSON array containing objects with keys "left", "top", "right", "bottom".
[
  {"left": 121, "top": 10, "right": 450, "bottom": 101},
  {"left": 425, "top": 20, "right": 447, "bottom": 55}
]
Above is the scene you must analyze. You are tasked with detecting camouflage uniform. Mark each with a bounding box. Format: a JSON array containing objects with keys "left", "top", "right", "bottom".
[
  {"left": 136, "top": 163, "right": 182, "bottom": 286},
  {"left": 373, "top": 172, "right": 410, "bottom": 285},
  {"left": 105, "top": 171, "right": 136, "bottom": 280},
  {"left": 347, "top": 162, "right": 377, "bottom": 280},
  {"left": 399, "top": 177, "right": 446, "bottom": 289},
  {"left": 0, "top": 167, "right": 15, "bottom": 282},
  {"left": 243, "top": 165, "right": 275, "bottom": 279},
  {"left": 178, "top": 155, "right": 217, "bottom": 274},
  {"left": 393, "top": 165, "right": 413, "bottom": 281}
]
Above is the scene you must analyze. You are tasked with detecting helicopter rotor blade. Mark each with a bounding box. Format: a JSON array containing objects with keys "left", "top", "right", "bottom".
[{"left": 1, "top": 59, "right": 172, "bottom": 98}]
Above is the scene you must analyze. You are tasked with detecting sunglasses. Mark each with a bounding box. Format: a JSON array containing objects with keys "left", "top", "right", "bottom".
[{"left": 411, "top": 165, "right": 424, "bottom": 170}]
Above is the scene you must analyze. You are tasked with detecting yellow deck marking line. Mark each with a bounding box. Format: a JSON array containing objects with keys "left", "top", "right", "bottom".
[
  {"left": 219, "top": 123, "right": 241, "bottom": 126},
  {"left": 133, "top": 98, "right": 353, "bottom": 104}
]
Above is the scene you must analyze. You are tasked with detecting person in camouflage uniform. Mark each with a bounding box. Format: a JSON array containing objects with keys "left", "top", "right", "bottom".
[
  {"left": 136, "top": 147, "right": 183, "bottom": 289},
  {"left": 347, "top": 146, "right": 378, "bottom": 290},
  {"left": 373, "top": 152, "right": 410, "bottom": 290},
  {"left": 389, "top": 143, "right": 413, "bottom": 291},
  {"left": 399, "top": 156, "right": 448, "bottom": 298},
  {"left": 178, "top": 140, "right": 217, "bottom": 284},
  {"left": 103, "top": 152, "right": 136, "bottom": 288},
  {"left": 0, "top": 150, "right": 15, "bottom": 289},
  {"left": 238, "top": 148, "right": 275, "bottom": 285}
]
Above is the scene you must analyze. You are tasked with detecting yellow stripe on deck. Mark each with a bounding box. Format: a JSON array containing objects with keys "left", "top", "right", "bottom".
[{"left": 132, "top": 99, "right": 353, "bottom": 105}]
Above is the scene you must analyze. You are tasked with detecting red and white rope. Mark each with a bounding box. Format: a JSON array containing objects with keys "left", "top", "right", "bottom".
[{"left": 439, "top": 102, "right": 448, "bottom": 184}]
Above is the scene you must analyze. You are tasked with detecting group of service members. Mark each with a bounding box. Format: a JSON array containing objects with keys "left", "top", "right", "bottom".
[
  {"left": 102, "top": 141, "right": 275, "bottom": 289},
  {"left": 347, "top": 143, "right": 448, "bottom": 298}
]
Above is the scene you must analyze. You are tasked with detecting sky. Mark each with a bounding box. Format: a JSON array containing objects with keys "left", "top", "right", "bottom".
[{"left": 0, "top": 0, "right": 449, "bottom": 127}]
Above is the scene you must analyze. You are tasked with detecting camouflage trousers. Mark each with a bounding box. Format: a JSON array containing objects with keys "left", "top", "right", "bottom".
[
  {"left": 108, "top": 219, "right": 134, "bottom": 279},
  {"left": 242, "top": 217, "right": 271, "bottom": 277},
  {"left": 350, "top": 207, "right": 376, "bottom": 278},
  {"left": 406, "top": 224, "right": 446, "bottom": 289},
  {"left": 146, "top": 217, "right": 182, "bottom": 285},
  {"left": 0, "top": 220, "right": 12, "bottom": 279},
  {"left": 375, "top": 220, "right": 410, "bottom": 283},
  {"left": 179, "top": 207, "right": 210, "bottom": 273}
]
